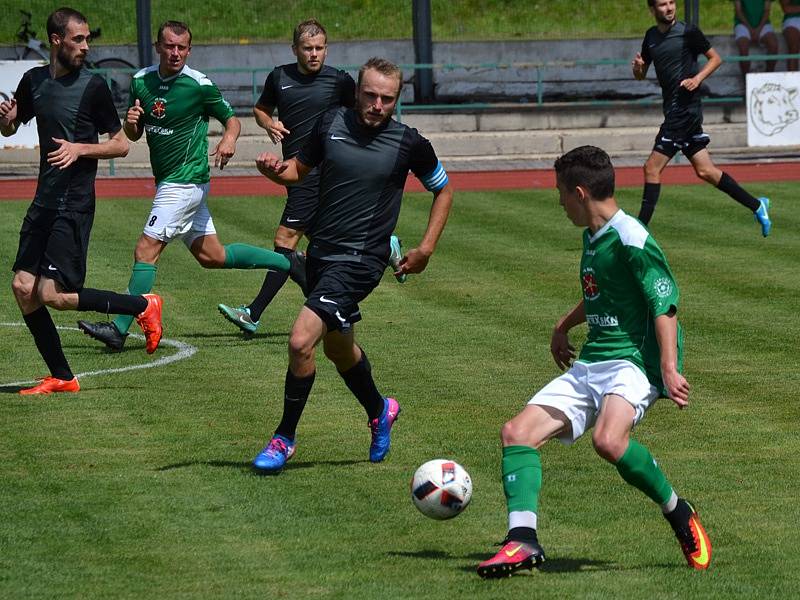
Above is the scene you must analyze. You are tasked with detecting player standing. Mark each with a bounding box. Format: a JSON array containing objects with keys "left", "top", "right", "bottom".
[
  {"left": 77, "top": 21, "right": 290, "bottom": 351},
  {"left": 632, "top": 0, "right": 772, "bottom": 236},
  {"left": 0, "top": 7, "right": 163, "bottom": 394},
  {"left": 251, "top": 58, "right": 453, "bottom": 473},
  {"left": 477, "top": 146, "right": 711, "bottom": 578}
]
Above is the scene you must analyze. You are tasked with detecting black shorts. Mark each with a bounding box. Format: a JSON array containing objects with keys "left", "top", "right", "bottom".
[
  {"left": 12, "top": 204, "right": 94, "bottom": 292},
  {"left": 304, "top": 254, "right": 385, "bottom": 332},
  {"left": 652, "top": 122, "right": 710, "bottom": 159},
  {"left": 280, "top": 168, "right": 321, "bottom": 230}
]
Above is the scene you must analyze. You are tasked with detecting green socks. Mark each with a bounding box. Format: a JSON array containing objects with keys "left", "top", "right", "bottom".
[
  {"left": 112, "top": 262, "right": 157, "bottom": 335},
  {"left": 615, "top": 439, "right": 673, "bottom": 505},
  {"left": 502, "top": 445, "right": 542, "bottom": 514},
  {"left": 223, "top": 243, "right": 290, "bottom": 271}
]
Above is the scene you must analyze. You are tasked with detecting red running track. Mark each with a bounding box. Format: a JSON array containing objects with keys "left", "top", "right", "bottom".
[{"left": 0, "top": 162, "right": 797, "bottom": 200}]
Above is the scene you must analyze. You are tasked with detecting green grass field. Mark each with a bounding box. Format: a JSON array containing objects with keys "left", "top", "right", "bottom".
[
  {"left": 2, "top": 0, "right": 788, "bottom": 45},
  {"left": 1, "top": 184, "right": 798, "bottom": 598}
]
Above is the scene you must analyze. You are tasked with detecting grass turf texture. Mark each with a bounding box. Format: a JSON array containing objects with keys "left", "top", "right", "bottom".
[
  {"left": 1, "top": 1, "right": 790, "bottom": 45},
  {"left": 1, "top": 184, "right": 798, "bottom": 597}
]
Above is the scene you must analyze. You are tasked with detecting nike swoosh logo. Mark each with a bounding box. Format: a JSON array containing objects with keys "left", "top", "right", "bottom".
[
  {"left": 286, "top": 218, "right": 300, "bottom": 222},
  {"left": 690, "top": 517, "right": 710, "bottom": 567},
  {"left": 335, "top": 310, "right": 347, "bottom": 324},
  {"left": 281, "top": 85, "right": 293, "bottom": 89},
  {"left": 319, "top": 296, "right": 337, "bottom": 305},
  {"left": 504, "top": 544, "right": 524, "bottom": 558},
  {"left": 47, "top": 264, "right": 58, "bottom": 271},
  {"left": 330, "top": 134, "right": 348, "bottom": 140}
]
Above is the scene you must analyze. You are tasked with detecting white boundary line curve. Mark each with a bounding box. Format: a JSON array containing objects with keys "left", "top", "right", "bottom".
[{"left": 0, "top": 322, "right": 197, "bottom": 387}]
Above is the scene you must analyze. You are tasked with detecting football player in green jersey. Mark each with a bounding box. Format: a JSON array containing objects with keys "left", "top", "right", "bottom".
[
  {"left": 78, "top": 21, "right": 290, "bottom": 351},
  {"left": 477, "top": 146, "right": 711, "bottom": 578}
]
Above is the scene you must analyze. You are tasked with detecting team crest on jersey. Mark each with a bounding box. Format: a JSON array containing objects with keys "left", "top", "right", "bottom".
[
  {"left": 582, "top": 268, "right": 600, "bottom": 300},
  {"left": 654, "top": 277, "right": 673, "bottom": 298},
  {"left": 151, "top": 98, "right": 167, "bottom": 119}
]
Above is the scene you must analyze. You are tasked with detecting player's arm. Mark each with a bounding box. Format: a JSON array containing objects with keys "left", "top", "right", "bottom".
[
  {"left": 734, "top": 1, "right": 755, "bottom": 35},
  {"left": 400, "top": 182, "right": 454, "bottom": 275},
  {"left": 655, "top": 310, "right": 689, "bottom": 407},
  {"left": 47, "top": 128, "right": 129, "bottom": 169},
  {"left": 0, "top": 99, "right": 19, "bottom": 136},
  {"left": 255, "top": 153, "right": 311, "bottom": 185},
  {"left": 783, "top": 0, "right": 800, "bottom": 15},
  {"left": 210, "top": 115, "right": 241, "bottom": 170},
  {"left": 551, "top": 300, "right": 586, "bottom": 370},
  {"left": 680, "top": 47, "right": 722, "bottom": 91},
  {"left": 254, "top": 102, "right": 289, "bottom": 144}
]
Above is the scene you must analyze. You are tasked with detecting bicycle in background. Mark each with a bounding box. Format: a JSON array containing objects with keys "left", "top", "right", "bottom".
[{"left": 11, "top": 10, "right": 137, "bottom": 111}]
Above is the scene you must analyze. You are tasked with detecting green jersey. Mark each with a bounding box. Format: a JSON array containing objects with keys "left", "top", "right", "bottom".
[
  {"left": 129, "top": 65, "right": 235, "bottom": 185},
  {"left": 734, "top": 0, "right": 769, "bottom": 26},
  {"left": 577, "top": 210, "right": 683, "bottom": 395}
]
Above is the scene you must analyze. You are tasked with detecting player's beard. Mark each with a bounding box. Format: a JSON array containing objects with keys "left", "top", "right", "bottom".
[
  {"left": 356, "top": 101, "right": 394, "bottom": 128},
  {"left": 56, "top": 46, "right": 85, "bottom": 72}
]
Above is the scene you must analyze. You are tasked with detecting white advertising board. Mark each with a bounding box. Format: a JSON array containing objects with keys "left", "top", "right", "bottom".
[
  {"left": 0, "top": 60, "right": 43, "bottom": 149},
  {"left": 746, "top": 71, "right": 800, "bottom": 147}
]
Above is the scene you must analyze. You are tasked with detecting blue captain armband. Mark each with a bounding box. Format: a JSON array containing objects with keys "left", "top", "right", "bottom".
[{"left": 419, "top": 161, "right": 449, "bottom": 192}]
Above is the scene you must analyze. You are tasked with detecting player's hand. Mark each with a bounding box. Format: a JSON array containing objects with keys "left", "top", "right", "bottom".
[
  {"left": 662, "top": 368, "right": 690, "bottom": 408},
  {"left": 397, "top": 247, "right": 431, "bottom": 275},
  {"left": 550, "top": 327, "right": 575, "bottom": 371},
  {"left": 0, "top": 98, "right": 17, "bottom": 126},
  {"left": 210, "top": 138, "right": 236, "bottom": 170},
  {"left": 267, "top": 119, "right": 290, "bottom": 144},
  {"left": 632, "top": 52, "right": 645, "bottom": 77},
  {"left": 47, "top": 137, "right": 82, "bottom": 169},
  {"left": 679, "top": 76, "right": 700, "bottom": 91},
  {"left": 256, "top": 152, "right": 289, "bottom": 176},
  {"left": 126, "top": 98, "right": 145, "bottom": 126}
]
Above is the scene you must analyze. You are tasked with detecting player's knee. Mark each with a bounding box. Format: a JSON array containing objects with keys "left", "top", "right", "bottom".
[
  {"left": 196, "top": 253, "right": 224, "bottom": 268},
  {"left": 591, "top": 430, "right": 626, "bottom": 463},
  {"left": 37, "top": 286, "right": 67, "bottom": 310},
  {"left": 695, "top": 165, "right": 717, "bottom": 183},
  {"left": 501, "top": 419, "right": 531, "bottom": 446},
  {"left": 643, "top": 161, "right": 660, "bottom": 180},
  {"left": 288, "top": 332, "right": 315, "bottom": 362},
  {"left": 11, "top": 276, "right": 34, "bottom": 303}
]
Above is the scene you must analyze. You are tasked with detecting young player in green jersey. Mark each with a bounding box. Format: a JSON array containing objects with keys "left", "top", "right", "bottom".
[
  {"left": 477, "top": 145, "right": 712, "bottom": 578},
  {"left": 77, "top": 21, "right": 290, "bottom": 351}
]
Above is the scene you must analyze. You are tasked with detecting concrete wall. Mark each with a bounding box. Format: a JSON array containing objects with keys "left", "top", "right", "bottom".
[{"left": 1, "top": 35, "right": 791, "bottom": 108}]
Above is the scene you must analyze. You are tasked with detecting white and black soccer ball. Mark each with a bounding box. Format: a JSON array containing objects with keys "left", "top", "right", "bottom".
[{"left": 410, "top": 459, "right": 472, "bottom": 520}]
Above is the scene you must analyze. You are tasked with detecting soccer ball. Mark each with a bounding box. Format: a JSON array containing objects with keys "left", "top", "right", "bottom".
[{"left": 410, "top": 459, "right": 472, "bottom": 520}]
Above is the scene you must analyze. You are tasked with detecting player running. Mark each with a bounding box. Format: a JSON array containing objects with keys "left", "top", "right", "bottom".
[
  {"left": 632, "top": 0, "right": 772, "bottom": 236},
  {"left": 477, "top": 146, "right": 711, "bottom": 578},
  {"left": 251, "top": 58, "right": 453, "bottom": 473},
  {"left": 218, "top": 19, "right": 405, "bottom": 337},
  {"left": 1, "top": 7, "right": 163, "bottom": 395},
  {"left": 77, "top": 20, "right": 290, "bottom": 351}
]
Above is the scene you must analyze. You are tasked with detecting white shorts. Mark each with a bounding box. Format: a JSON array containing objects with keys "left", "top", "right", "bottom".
[
  {"left": 528, "top": 359, "right": 659, "bottom": 445},
  {"left": 734, "top": 22, "right": 775, "bottom": 41},
  {"left": 143, "top": 182, "right": 216, "bottom": 246},
  {"left": 784, "top": 17, "right": 800, "bottom": 33}
]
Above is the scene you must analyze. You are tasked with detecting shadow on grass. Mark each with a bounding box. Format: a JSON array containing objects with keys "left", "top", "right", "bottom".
[
  {"left": 0, "top": 385, "right": 24, "bottom": 393},
  {"left": 180, "top": 332, "right": 289, "bottom": 342},
  {"left": 389, "top": 550, "right": 617, "bottom": 574},
  {"left": 156, "top": 458, "right": 369, "bottom": 473}
]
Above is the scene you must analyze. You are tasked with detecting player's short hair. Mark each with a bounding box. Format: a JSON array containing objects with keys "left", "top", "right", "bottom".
[
  {"left": 554, "top": 146, "right": 615, "bottom": 200},
  {"left": 358, "top": 57, "right": 404, "bottom": 94},
  {"left": 47, "top": 7, "right": 88, "bottom": 39},
  {"left": 293, "top": 19, "right": 327, "bottom": 46},
  {"left": 157, "top": 20, "right": 192, "bottom": 45}
]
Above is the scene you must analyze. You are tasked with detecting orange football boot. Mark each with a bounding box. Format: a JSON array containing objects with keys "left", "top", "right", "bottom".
[
  {"left": 19, "top": 376, "right": 80, "bottom": 395},
  {"left": 135, "top": 293, "right": 163, "bottom": 354}
]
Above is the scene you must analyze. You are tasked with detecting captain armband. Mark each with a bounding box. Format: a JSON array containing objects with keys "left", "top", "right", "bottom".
[{"left": 420, "top": 161, "right": 449, "bottom": 192}]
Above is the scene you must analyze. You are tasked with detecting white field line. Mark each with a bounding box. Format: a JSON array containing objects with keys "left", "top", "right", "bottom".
[{"left": 0, "top": 322, "right": 197, "bottom": 387}]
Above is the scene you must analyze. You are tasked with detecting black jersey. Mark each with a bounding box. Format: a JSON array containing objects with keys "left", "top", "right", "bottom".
[
  {"left": 641, "top": 21, "right": 712, "bottom": 133},
  {"left": 14, "top": 66, "right": 122, "bottom": 212},
  {"left": 257, "top": 64, "right": 356, "bottom": 159},
  {"left": 298, "top": 107, "right": 441, "bottom": 262}
]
